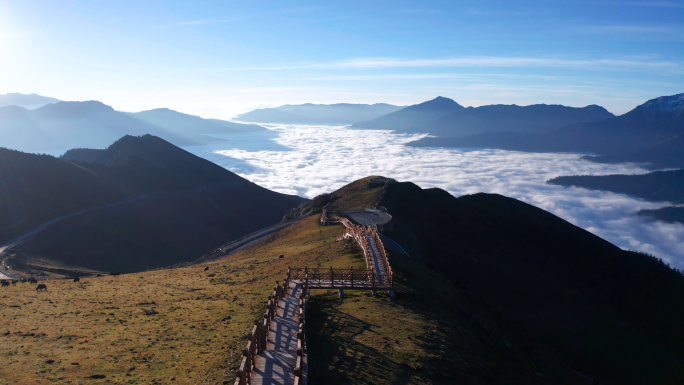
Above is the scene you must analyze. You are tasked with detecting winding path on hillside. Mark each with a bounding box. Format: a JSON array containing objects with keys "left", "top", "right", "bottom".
[{"left": 0, "top": 189, "right": 207, "bottom": 280}]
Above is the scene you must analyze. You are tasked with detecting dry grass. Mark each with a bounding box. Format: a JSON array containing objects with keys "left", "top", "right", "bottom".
[
  {"left": 328, "top": 176, "right": 385, "bottom": 211},
  {"left": 1, "top": 211, "right": 583, "bottom": 385},
  {"left": 0, "top": 215, "right": 363, "bottom": 384}
]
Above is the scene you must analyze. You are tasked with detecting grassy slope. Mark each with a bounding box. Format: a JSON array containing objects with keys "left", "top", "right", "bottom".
[
  {"left": 1, "top": 209, "right": 584, "bottom": 385},
  {"left": 327, "top": 176, "right": 385, "bottom": 211},
  {"left": 0, "top": 216, "right": 363, "bottom": 384}
]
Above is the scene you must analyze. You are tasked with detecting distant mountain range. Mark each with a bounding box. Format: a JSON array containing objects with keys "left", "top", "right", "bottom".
[
  {"left": 234, "top": 103, "right": 403, "bottom": 124},
  {"left": 350, "top": 96, "right": 464, "bottom": 131},
  {"left": 0, "top": 93, "right": 60, "bottom": 109},
  {"left": 411, "top": 93, "right": 684, "bottom": 169},
  {"left": 133, "top": 108, "right": 266, "bottom": 135},
  {"left": 351, "top": 96, "right": 614, "bottom": 136},
  {"left": 0, "top": 99, "right": 265, "bottom": 153},
  {"left": 0, "top": 135, "right": 304, "bottom": 273}
]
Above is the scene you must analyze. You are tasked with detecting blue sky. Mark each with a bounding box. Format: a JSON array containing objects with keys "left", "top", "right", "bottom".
[{"left": 1, "top": 0, "right": 683, "bottom": 118}]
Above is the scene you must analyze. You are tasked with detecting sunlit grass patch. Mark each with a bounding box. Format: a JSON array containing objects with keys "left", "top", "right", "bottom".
[{"left": 0, "top": 215, "right": 362, "bottom": 384}]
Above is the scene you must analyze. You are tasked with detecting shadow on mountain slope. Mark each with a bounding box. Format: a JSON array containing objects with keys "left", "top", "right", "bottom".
[{"left": 380, "top": 181, "right": 684, "bottom": 385}]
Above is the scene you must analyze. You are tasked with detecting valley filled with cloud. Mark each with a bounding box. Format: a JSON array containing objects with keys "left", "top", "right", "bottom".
[{"left": 183, "top": 124, "right": 684, "bottom": 269}]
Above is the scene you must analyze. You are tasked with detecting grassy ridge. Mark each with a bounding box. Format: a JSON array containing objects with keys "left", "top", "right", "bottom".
[{"left": 0, "top": 216, "right": 363, "bottom": 384}]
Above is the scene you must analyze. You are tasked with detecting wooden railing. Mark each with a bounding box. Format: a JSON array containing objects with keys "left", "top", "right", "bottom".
[
  {"left": 366, "top": 226, "right": 393, "bottom": 282},
  {"left": 288, "top": 266, "right": 392, "bottom": 288},
  {"left": 335, "top": 221, "right": 393, "bottom": 288},
  {"left": 234, "top": 275, "right": 289, "bottom": 385},
  {"left": 294, "top": 276, "right": 308, "bottom": 385}
]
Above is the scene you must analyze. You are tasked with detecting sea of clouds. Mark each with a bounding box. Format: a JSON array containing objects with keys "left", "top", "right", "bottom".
[{"left": 183, "top": 124, "right": 684, "bottom": 268}]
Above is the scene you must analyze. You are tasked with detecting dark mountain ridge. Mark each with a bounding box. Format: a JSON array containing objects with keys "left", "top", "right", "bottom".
[
  {"left": 548, "top": 168, "right": 684, "bottom": 225},
  {"left": 351, "top": 96, "right": 464, "bottom": 131},
  {"left": 547, "top": 169, "right": 684, "bottom": 204},
  {"left": 423, "top": 103, "right": 614, "bottom": 137},
  {"left": 1, "top": 135, "right": 304, "bottom": 273},
  {"left": 352, "top": 96, "right": 613, "bottom": 137},
  {"left": 639, "top": 206, "right": 684, "bottom": 225},
  {"left": 380, "top": 181, "right": 684, "bottom": 384}
]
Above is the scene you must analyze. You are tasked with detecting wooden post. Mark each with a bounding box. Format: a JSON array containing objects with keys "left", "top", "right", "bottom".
[
  {"left": 350, "top": 266, "right": 354, "bottom": 287},
  {"left": 330, "top": 266, "right": 334, "bottom": 286}
]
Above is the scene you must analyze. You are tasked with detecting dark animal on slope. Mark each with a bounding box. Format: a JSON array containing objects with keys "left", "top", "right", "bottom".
[
  {"left": 204, "top": 266, "right": 209, "bottom": 271},
  {"left": 96, "top": 274, "right": 103, "bottom": 277},
  {"left": 10, "top": 280, "right": 16, "bottom": 285},
  {"left": 36, "top": 284, "right": 47, "bottom": 292},
  {"left": 21, "top": 278, "right": 27, "bottom": 283},
  {"left": 29, "top": 278, "right": 37, "bottom": 284},
  {"left": 1, "top": 280, "right": 9, "bottom": 287},
  {"left": 73, "top": 277, "right": 80, "bottom": 282},
  {"left": 109, "top": 272, "right": 120, "bottom": 276}
]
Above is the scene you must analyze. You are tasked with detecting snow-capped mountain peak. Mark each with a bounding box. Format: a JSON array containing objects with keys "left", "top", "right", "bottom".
[{"left": 638, "top": 93, "right": 684, "bottom": 113}]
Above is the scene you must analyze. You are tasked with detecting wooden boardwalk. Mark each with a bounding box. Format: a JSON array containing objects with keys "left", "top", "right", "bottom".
[
  {"left": 235, "top": 211, "right": 394, "bottom": 385},
  {"left": 365, "top": 234, "right": 388, "bottom": 283},
  {"left": 250, "top": 280, "right": 306, "bottom": 385}
]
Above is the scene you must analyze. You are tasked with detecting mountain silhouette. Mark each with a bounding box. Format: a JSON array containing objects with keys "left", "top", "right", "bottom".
[
  {"left": 0, "top": 101, "right": 193, "bottom": 153},
  {"left": 0, "top": 101, "right": 263, "bottom": 154},
  {"left": 548, "top": 169, "right": 684, "bottom": 204},
  {"left": 133, "top": 108, "right": 266, "bottom": 135},
  {"left": 235, "top": 103, "right": 403, "bottom": 124},
  {"left": 351, "top": 96, "right": 463, "bottom": 131},
  {"left": 1, "top": 135, "right": 305, "bottom": 273},
  {"left": 409, "top": 93, "right": 684, "bottom": 165},
  {"left": 0, "top": 93, "right": 60, "bottom": 109},
  {"left": 422, "top": 103, "right": 613, "bottom": 137}
]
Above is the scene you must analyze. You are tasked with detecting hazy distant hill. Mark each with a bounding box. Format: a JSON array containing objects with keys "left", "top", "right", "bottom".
[
  {"left": 235, "top": 103, "right": 402, "bottom": 124},
  {"left": 422, "top": 103, "right": 613, "bottom": 137},
  {"left": 380, "top": 181, "right": 684, "bottom": 385},
  {"left": 0, "top": 101, "right": 207, "bottom": 153},
  {"left": 0, "top": 93, "right": 60, "bottom": 109},
  {"left": 1, "top": 135, "right": 305, "bottom": 273},
  {"left": 410, "top": 93, "right": 684, "bottom": 166},
  {"left": 351, "top": 96, "right": 463, "bottom": 131},
  {"left": 133, "top": 108, "right": 266, "bottom": 135}
]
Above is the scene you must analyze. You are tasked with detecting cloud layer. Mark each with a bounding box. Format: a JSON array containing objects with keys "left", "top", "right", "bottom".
[{"left": 183, "top": 125, "right": 684, "bottom": 268}]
